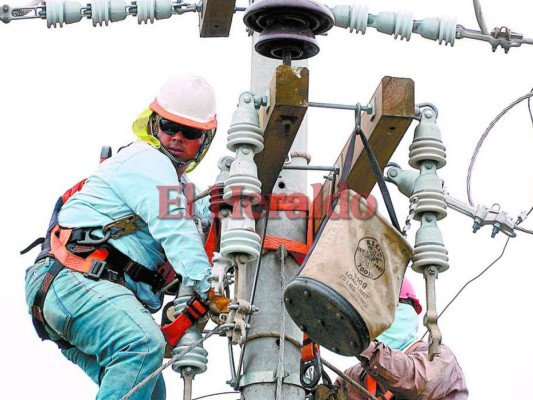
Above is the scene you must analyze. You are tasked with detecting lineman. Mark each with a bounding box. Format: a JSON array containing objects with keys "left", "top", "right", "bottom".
[
  {"left": 336, "top": 278, "right": 468, "bottom": 399},
  {"left": 24, "top": 75, "right": 216, "bottom": 399}
]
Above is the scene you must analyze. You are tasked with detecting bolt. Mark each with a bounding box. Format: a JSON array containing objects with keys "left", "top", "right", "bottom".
[
  {"left": 241, "top": 147, "right": 251, "bottom": 155},
  {"left": 336, "top": 313, "right": 343, "bottom": 319},
  {"left": 300, "top": 325, "right": 307, "bottom": 332},
  {"left": 332, "top": 347, "right": 339, "bottom": 353},
  {"left": 424, "top": 161, "right": 434, "bottom": 170},
  {"left": 185, "top": 367, "right": 193, "bottom": 374},
  {"left": 423, "top": 110, "right": 433, "bottom": 119},
  {"left": 303, "top": 290, "right": 310, "bottom": 297},
  {"left": 220, "top": 209, "right": 230, "bottom": 218},
  {"left": 2, "top": 4, "right": 8, "bottom": 11},
  {"left": 236, "top": 254, "right": 249, "bottom": 264},
  {"left": 389, "top": 168, "right": 398, "bottom": 178},
  {"left": 317, "top": 319, "right": 325, "bottom": 326},
  {"left": 491, "top": 223, "right": 501, "bottom": 238},
  {"left": 424, "top": 214, "right": 435, "bottom": 223},
  {"left": 349, "top": 341, "right": 356, "bottom": 347},
  {"left": 281, "top": 118, "right": 292, "bottom": 137},
  {"left": 284, "top": 297, "right": 292, "bottom": 304},
  {"left": 243, "top": 94, "right": 252, "bottom": 104}
]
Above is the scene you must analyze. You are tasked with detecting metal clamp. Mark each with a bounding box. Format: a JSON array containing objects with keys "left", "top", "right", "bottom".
[
  {"left": 102, "top": 213, "right": 146, "bottom": 239},
  {"left": 84, "top": 259, "right": 107, "bottom": 280}
]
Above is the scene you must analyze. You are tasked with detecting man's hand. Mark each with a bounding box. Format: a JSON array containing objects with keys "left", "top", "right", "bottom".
[{"left": 206, "top": 288, "right": 230, "bottom": 315}]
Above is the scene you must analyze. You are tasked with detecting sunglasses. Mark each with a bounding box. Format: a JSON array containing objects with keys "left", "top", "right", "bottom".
[{"left": 158, "top": 118, "right": 207, "bottom": 140}]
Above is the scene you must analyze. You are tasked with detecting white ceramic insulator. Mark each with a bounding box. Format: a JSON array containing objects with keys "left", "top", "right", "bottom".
[
  {"left": 438, "top": 16, "right": 456, "bottom": 46},
  {"left": 409, "top": 139, "right": 446, "bottom": 169},
  {"left": 223, "top": 175, "right": 262, "bottom": 204},
  {"left": 411, "top": 191, "right": 447, "bottom": 221},
  {"left": 349, "top": 2, "right": 368, "bottom": 34},
  {"left": 394, "top": 11, "right": 413, "bottom": 40},
  {"left": 154, "top": 0, "right": 172, "bottom": 19},
  {"left": 46, "top": 0, "right": 65, "bottom": 28},
  {"left": 412, "top": 243, "right": 449, "bottom": 273},
  {"left": 137, "top": 0, "right": 155, "bottom": 24},
  {"left": 220, "top": 230, "right": 261, "bottom": 260},
  {"left": 227, "top": 123, "right": 264, "bottom": 153},
  {"left": 91, "top": 0, "right": 110, "bottom": 26}
]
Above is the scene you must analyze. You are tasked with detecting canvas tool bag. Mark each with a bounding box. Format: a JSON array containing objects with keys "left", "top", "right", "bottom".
[{"left": 284, "top": 121, "right": 413, "bottom": 356}]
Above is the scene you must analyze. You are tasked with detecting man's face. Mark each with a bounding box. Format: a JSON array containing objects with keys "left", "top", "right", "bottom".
[{"left": 157, "top": 118, "right": 205, "bottom": 163}]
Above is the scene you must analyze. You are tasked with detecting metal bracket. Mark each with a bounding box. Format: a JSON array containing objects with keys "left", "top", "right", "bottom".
[{"left": 445, "top": 194, "right": 517, "bottom": 238}]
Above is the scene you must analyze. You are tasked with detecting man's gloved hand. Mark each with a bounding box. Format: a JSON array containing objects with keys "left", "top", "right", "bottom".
[{"left": 206, "top": 288, "right": 230, "bottom": 316}]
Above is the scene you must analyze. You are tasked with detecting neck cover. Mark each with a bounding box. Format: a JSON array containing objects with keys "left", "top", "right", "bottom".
[{"left": 375, "top": 303, "right": 418, "bottom": 351}]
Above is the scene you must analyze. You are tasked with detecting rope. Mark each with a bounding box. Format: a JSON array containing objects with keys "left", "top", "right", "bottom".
[
  {"left": 319, "top": 356, "right": 379, "bottom": 400},
  {"left": 120, "top": 325, "right": 222, "bottom": 400},
  {"left": 466, "top": 91, "right": 533, "bottom": 207},
  {"left": 275, "top": 245, "right": 287, "bottom": 400},
  {"left": 245, "top": 331, "right": 301, "bottom": 348}
]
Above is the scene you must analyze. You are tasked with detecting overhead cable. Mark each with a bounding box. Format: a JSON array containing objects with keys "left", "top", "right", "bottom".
[
  {"left": 192, "top": 391, "right": 240, "bottom": 400},
  {"left": 472, "top": 0, "right": 489, "bottom": 35},
  {"left": 422, "top": 236, "right": 511, "bottom": 341},
  {"left": 466, "top": 91, "right": 533, "bottom": 207},
  {"left": 120, "top": 325, "right": 223, "bottom": 400}
]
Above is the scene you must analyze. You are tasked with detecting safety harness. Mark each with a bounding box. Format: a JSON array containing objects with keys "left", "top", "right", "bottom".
[
  {"left": 160, "top": 295, "right": 208, "bottom": 345},
  {"left": 23, "top": 148, "right": 174, "bottom": 348}
]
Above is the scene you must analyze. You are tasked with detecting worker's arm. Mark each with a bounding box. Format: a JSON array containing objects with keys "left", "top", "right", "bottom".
[
  {"left": 110, "top": 146, "right": 212, "bottom": 298},
  {"left": 357, "top": 341, "right": 468, "bottom": 400}
]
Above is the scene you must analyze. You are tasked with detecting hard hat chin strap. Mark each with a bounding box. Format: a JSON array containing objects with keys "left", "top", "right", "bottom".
[{"left": 149, "top": 113, "right": 199, "bottom": 170}]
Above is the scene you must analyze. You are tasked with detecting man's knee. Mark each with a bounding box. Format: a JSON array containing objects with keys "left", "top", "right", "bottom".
[{"left": 129, "top": 326, "right": 166, "bottom": 362}]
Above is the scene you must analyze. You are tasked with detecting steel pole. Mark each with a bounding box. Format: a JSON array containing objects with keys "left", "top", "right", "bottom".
[{"left": 239, "top": 35, "right": 308, "bottom": 400}]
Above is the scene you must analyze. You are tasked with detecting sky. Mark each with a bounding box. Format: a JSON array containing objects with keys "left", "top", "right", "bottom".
[{"left": 2, "top": 0, "right": 533, "bottom": 399}]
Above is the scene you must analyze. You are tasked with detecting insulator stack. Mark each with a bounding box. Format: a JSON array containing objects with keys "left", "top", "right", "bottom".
[
  {"left": 330, "top": 3, "right": 456, "bottom": 46},
  {"left": 171, "top": 288, "right": 208, "bottom": 376},
  {"left": 219, "top": 92, "right": 264, "bottom": 261},
  {"left": 243, "top": 0, "right": 334, "bottom": 60}
]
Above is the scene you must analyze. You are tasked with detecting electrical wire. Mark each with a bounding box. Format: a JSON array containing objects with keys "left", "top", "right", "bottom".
[
  {"left": 192, "top": 391, "right": 240, "bottom": 400},
  {"left": 233, "top": 198, "right": 272, "bottom": 388},
  {"left": 473, "top": 0, "right": 489, "bottom": 35},
  {"left": 466, "top": 91, "right": 533, "bottom": 207},
  {"left": 421, "top": 236, "right": 511, "bottom": 340},
  {"left": 528, "top": 88, "right": 533, "bottom": 128}
]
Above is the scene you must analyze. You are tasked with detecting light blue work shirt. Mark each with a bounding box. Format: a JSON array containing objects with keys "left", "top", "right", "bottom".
[{"left": 58, "top": 141, "right": 212, "bottom": 311}]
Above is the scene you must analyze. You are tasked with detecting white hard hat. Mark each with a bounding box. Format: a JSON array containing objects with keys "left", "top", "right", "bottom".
[{"left": 150, "top": 74, "right": 217, "bottom": 130}]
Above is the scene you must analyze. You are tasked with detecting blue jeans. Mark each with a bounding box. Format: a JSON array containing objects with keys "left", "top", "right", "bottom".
[{"left": 25, "top": 258, "right": 166, "bottom": 400}]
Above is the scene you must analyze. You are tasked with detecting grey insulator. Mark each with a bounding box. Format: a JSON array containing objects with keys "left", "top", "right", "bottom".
[
  {"left": 414, "top": 16, "right": 456, "bottom": 46},
  {"left": 227, "top": 93, "right": 264, "bottom": 153},
  {"left": 409, "top": 110, "right": 446, "bottom": 168},
  {"left": 46, "top": 0, "right": 65, "bottom": 28},
  {"left": 411, "top": 214, "right": 449, "bottom": 273},
  {"left": 220, "top": 229, "right": 261, "bottom": 260}
]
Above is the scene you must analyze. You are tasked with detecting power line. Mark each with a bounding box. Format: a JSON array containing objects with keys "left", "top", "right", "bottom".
[
  {"left": 422, "top": 236, "right": 511, "bottom": 340},
  {"left": 466, "top": 91, "right": 533, "bottom": 207},
  {"left": 192, "top": 391, "right": 240, "bottom": 400}
]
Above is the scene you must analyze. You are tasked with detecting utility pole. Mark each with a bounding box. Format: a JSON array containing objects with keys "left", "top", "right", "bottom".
[{"left": 239, "top": 42, "right": 308, "bottom": 400}]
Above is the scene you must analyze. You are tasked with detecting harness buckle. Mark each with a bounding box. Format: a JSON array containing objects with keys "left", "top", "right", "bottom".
[{"left": 84, "top": 259, "right": 107, "bottom": 280}]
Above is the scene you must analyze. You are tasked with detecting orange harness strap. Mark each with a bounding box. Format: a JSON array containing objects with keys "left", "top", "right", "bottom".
[
  {"left": 365, "top": 375, "right": 394, "bottom": 400},
  {"left": 49, "top": 225, "right": 108, "bottom": 273},
  {"left": 263, "top": 194, "right": 314, "bottom": 264}
]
